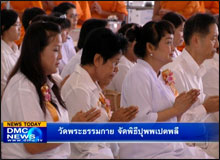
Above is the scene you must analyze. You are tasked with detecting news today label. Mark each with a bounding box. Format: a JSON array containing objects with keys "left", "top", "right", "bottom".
[{"left": 3, "top": 121, "right": 47, "bottom": 143}]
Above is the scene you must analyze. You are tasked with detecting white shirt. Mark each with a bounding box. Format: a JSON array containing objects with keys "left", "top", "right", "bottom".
[
  {"left": 202, "top": 53, "right": 219, "bottom": 97},
  {"left": 162, "top": 49, "right": 208, "bottom": 122},
  {"left": 119, "top": 59, "right": 211, "bottom": 159},
  {"left": 58, "top": 36, "right": 76, "bottom": 74},
  {"left": 61, "top": 64, "right": 114, "bottom": 159},
  {"left": 1, "top": 39, "right": 20, "bottom": 96},
  {"left": 1, "top": 71, "right": 70, "bottom": 159},
  {"left": 163, "top": 49, "right": 219, "bottom": 158},
  {"left": 106, "top": 55, "right": 135, "bottom": 92},
  {"left": 61, "top": 49, "right": 82, "bottom": 79},
  {"left": 202, "top": 53, "right": 219, "bottom": 123},
  {"left": 173, "top": 48, "right": 182, "bottom": 59}
]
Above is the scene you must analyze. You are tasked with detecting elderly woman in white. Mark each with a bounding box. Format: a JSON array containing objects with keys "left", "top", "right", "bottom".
[
  {"left": 119, "top": 20, "right": 213, "bottom": 159},
  {"left": 61, "top": 28, "right": 138, "bottom": 159},
  {"left": 1, "top": 9, "right": 21, "bottom": 96}
]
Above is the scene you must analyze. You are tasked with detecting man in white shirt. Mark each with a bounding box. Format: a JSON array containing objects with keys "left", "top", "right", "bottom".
[
  {"left": 61, "top": 28, "right": 138, "bottom": 159},
  {"left": 163, "top": 13, "right": 219, "bottom": 158},
  {"left": 163, "top": 13, "right": 219, "bottom": 122}
]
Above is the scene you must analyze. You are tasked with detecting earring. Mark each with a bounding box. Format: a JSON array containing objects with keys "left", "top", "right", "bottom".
[{"left": 150, "top": 53, "right": 153, "bottom": 57}]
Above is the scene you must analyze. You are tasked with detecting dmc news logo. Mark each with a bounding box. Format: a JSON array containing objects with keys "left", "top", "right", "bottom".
[{"left": 2, "top": 121, "right": 47, "bottom": 143}]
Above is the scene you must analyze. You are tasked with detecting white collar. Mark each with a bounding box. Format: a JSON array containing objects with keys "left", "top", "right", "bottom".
[
  {"left": 182, "top": 49, "right": 206, "bottom": 77},
  {"left": 1, "top": 39, "right": 19, "bottom": 54},
  {"left": 137, "top": 59, "right": 160, "bottom": 79},
  {"left": 120, "top": 55, "right": 135, "bottom": 66},
  {"left": 74, "top": 64, "right": 100, "bottom": 91},
  {"left": 213, "top": 53, "right": 219, "bottom": 61}
]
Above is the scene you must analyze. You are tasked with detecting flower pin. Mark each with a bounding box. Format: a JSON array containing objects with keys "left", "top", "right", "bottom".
[
  {"left": 41, "top": 85, "right": 51, "bottom": 102},
  {"left": 162, "top": 69, "right": 179, "bottom": 97},
  {"left": 41, "top": 84, "right": 59, "bottom": 122},
  {"left": 99, "top": 93, "right": 112, "bottom": 119}
]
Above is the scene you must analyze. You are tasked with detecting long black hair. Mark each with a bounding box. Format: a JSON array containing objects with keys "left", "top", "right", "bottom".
[{"left": 8, "top": 21, "right": 66, "bottom": 116}]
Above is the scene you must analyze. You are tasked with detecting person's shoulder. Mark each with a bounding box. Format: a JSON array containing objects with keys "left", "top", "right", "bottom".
[
  {"left": 62, "top": 65, "right": 93, "bottom": 92},
  {"left": 10, "top": 72, "right": 35, "bottom": 90},
  {"left": 3, "top": 72, "right": 37, "bottom": 99}
]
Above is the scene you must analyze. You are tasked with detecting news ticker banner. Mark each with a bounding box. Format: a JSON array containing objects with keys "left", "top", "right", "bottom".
[{"left": 1, "top": 122, "right": 219, "bottom": 143}]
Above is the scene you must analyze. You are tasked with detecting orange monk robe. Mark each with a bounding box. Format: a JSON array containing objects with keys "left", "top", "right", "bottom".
[
  {"left": 78, "top": 1, "right": 91, "bottom": 25},
  {"left": 45, "top": 1, "right": 83, "bottom": 19},
  {"left": 10, "top": 1, "right": 43, "bottom": 13},
  {"left": 88, "top": 1, "right": 128, "bottom": 19},
  {"left": 9, "top": 1, "right": 44, "bottom": 47},
  {"left": 204, "top": 1, "right": 219, "bottom": 14},
  {"left": 160, "top": 1, "right": 205, "bottom": 19},
  {"left": 1, "top": 2, "right": 7, "bottom": 10}
]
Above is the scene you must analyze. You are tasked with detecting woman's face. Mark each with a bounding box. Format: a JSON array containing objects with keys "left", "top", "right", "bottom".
[
  {"left": 173, "top": 23, "right": 184, "bottom": 47},
  {"left": 152, "top": 33, "right": 175, "bottom": 65},
  {"left": 96, "top": 53, "right": 121, "bottom": 86},
  {"left": 66, "top": 8, "right": 78, "bottom": 30},
  {"left": 61, "top": 28, "right": 69, "bottom": 43},
  {"left": 4, "top": 17, "right": 21, "bottom": 41},
  {"left": 41, "top": 34, "right": 62, "bottom": 75}
]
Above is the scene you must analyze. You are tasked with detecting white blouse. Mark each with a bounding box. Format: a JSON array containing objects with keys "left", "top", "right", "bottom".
[
  {"left": 58, "top": 36, "right": 76, "bottom": 74},
  {"left": 202, "top": 53, "right": 219, "bottom": 98},
  {"left": 1, "top": 39, "right": 20, "bottom": 96},
  {"left": 61, "top": 49, "right": 82, "bottom": 79},
  {"left": 1, "top": 72, "right": 70, "bottom": 159},
  {"left": 106, "top": 55, "right": 135, "bottom": 92},
  {"left": 119, "top": 59, "right": 211, "bottom": 159}
]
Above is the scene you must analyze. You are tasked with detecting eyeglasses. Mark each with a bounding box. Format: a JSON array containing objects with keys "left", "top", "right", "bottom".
[
  {"left": 68, "top": 13, "right": 78, "bottom": 19},
  {"left": 112, "top": 61, "right": 119, "bottom": 69}
]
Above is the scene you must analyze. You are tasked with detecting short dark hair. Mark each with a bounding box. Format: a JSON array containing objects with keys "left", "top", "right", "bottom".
[
  {"left": 134, "top": 20, "right": 174, "bottom": 59},
  {"left": 118, "top": 23, "right": 141, "bottom": 42},
  {"left": 52, "top": 2, "right": 76, "bottom": 15},
  {"left": 1, "top": 9, "right": 18, "bottom": 35},
  {"left": 50, "top": 12, "right": 71, "bottom": 29},
  {"left": 162, "top": 12, "right": 185, "bottom": 28},
  {"left": 184, "top": 13, "right": 216, "bottom": 45},
  {"left": 81, "top": 28, "right": 128, "bottom": 65},
  {"left": 22, "top": 7, "right": 46, "bottom": 31},
  {"left": 8, "top": 21, "right": 66, "bottom": 116},
  {"left": 32, "top": 14, "right": 71, "bottom": 30},
  {"left": 77, "top": 18, "right": 108, "bottom": 50}
]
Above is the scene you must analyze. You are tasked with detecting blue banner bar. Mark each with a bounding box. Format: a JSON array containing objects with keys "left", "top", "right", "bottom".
[
  {"left": 47, "top": 123, "right": 219, "bottom": 142},
  {"left": 2, "top": 123, "right": 219, "bottom": 143}
]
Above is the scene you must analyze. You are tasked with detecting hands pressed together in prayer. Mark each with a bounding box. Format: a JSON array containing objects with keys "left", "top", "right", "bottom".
[
  {"left": 71, "top": 106, "right": 139, "bottom": 122},
  {"left": 71, "top": 107, "right": 101, "bottom": 122},
  {"left": 173, "top": 89, "right": 200, "bottom": 116},
  {"left": 110, "top": 106, "right": 139, "bottom": 122}
]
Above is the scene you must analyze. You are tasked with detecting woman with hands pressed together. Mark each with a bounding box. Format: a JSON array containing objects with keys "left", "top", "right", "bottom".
[
  {"left": 1, "top": 21, "right": 101, "bottom": 159},
  {"left": 61, "top": 27, "right": 138, "bottom": 159},
  {"left": 119, "top": 20, "right": 212, "bottom": 159}
]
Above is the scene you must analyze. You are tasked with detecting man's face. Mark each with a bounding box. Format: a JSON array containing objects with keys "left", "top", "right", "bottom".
[{"left": 198, "top": 24, "right": 219, "bottom": 59}]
